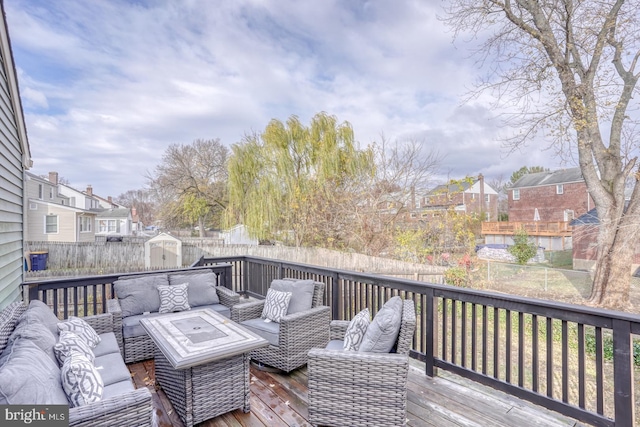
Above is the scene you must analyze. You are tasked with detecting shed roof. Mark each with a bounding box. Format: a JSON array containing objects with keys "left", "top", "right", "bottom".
[{"left": 511, "top": 167, "right": 583, "bottom": 188}]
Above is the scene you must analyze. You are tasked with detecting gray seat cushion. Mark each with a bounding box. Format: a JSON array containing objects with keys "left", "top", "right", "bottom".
[
  {"left": 0, "top": 339, "right": 68, "bottom": 405},
  {"left": 102, "top": 380, "right": 135, "bottom": 400},
  {"left": 95, "top": 352, "right": 133, "bottom": 386},
  {"left": 121, "top": 311, "right": 166, "bottom": 338},
  {"left": 240, "top": 318, "right": 280, "bottom": 346},
  {"left": 198, "top": 304, "right": 231, "bottom": 318},
  {"left": 270, "top": 279, "right": 315, "bottom": 314},
  {"left": 113, "top": 274, "right": 169, "bottom": 317},
  {"left": 169, "top": 272, "right": 220, "bottom": 306},
  {"left": 359, "top": 296, "right": 403, "bottom": 353},
  {"left": 325, "top": 339, "right": 345, "bottom": 351},
  {"left": 92, "top": 332, "right": 121, "bottom": 358}
]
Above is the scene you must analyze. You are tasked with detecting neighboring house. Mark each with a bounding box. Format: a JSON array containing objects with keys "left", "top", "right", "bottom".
[
  {"left": 570, "top": 208, "right": 640, "bottom": 272},
  {"left": 90, "top": 190, "right": 125, "bottom": 209},
  {"left": 55, "top": 175, "right": 102, "bottom": 210},
  {"left": 0, "top": 3, "right": 33, "bottom": 309},
  {"left": 25, "top": 172, "right": 97, "bottom": 243},
  {"left": 482, "top": 167, "right": 592, "bottom": 250},
  {"left": 421, "top": 174, "right": 498, "bottom": 220},
  {"left": 95, "top": 208, "right": 132, "bottom": 236},
  {"left": 507, "top": 167, "right": 593, "bottom": 222}
]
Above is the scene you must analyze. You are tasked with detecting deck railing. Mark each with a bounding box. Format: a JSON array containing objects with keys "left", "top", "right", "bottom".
[
  {"left": 22, "top": 256, "right": 637, "bottom": 427},
  {"left": 482, "top": 221, "right": 573, "bottom": 236}
]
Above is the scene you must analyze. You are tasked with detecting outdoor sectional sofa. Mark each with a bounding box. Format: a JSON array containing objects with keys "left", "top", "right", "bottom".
[
  {"left": 0, "top": 299, "right": 152, "bottom": 427},
  {"left": 108, "top": 268, "right": 241, "bottom": 363}
]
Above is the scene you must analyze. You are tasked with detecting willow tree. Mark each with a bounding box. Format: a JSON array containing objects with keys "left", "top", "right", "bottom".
[
  {"left": 227, "top": 112, "right": 374, "bottom": 247},
  {"left": 445, "top": 1, "right": 640, "bottom": 309}
]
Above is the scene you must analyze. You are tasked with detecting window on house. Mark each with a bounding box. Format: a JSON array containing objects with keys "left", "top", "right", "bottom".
[
  {"left": 513, "top": 189, "right": 520, "bottom": 200},
  {"left": 49, "top": 187, "right": 53, "bottom": 199},
  {"left": 484, "top": 194, "right": 490, "bottom": 203},
  {"left": 38, "top": 184, "right": 43, "bottom": 199},
  {"left": 556, "top": 184, "right": 564, "bottom": 194},
  {"left": 80, "top": 216, "right": 92, "bottom": 232},
  {"left": 45, "top": 215, "right": 58, "bottom": 234},
  {"left": 98, "top": 220, "right": 119, "bottom": 233}
]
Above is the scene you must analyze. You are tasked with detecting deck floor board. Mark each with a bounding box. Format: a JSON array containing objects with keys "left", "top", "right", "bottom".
[{"left": 129, "top": 360, "right": 589, "bottom": 427}]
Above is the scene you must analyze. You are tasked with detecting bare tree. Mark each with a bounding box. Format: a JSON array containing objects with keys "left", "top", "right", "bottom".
[
  {"left": 115, "top": 189, "right": 156, "bottom": 229},
  {"left": 148, "top": 139, "right": 228, "bottom": 236},
  {"left": 444, "top": 1, "right": 640, "bottom": 309}
]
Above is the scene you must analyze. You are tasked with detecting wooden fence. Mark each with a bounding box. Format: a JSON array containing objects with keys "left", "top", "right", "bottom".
[{"left": 24, "top": 241, "right": 446, "bottom": 282}]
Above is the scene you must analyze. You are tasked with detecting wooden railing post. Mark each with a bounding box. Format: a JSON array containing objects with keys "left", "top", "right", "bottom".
[
  {"left": 613, "top": 319, "right": 635, "bottom": 427},
  {"left": 425, "top": 288, "right": 435, "bottom": 377}
]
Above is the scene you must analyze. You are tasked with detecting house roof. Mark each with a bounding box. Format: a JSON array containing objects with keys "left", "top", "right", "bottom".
[
  {"left": 511, "top": 167, "right": 583, "bottom": 188},
  {"left": 570, "top": 208, "right": 599, "bottom": 226},
  {"left": 29, "top": 199, "right": 96, "bottom": 214},
  {"left": 93, "top": 208, "right": 130, "bottom": 219},
  {"left": 428, "top": 179, "right": 474, "bottom": 195}
]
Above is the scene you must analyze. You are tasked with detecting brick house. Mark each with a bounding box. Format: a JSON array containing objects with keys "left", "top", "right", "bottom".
[
  {"left": 420, "top": 174, "right": 499, "bottom": 220},
  {"left": 482, "top": 168, "right": 593, "bottom": 250},
  {"left": 508, "top": 167, "right": 593, "bottom": 222}
]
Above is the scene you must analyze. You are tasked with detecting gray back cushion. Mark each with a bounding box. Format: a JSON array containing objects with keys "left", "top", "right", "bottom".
[
  {"left": 21, "top": 300, "right": 60, "bottom": 336},
  {"left": 270, "top": 279, "right": 315, "bottom": 314},
  {"left": 113, "top": 274, "right": 169, "bottom": 317},
  {"left": 358, "top": 296, "right": 403, "bottom": 353},
  {"left": 169, "top": 272, "right": 220, "bottom": 306},
  {"left": 8, "top": 322, "right": 58, "bottom": 364},
  {"left": 0, "top": 339, "right": 68, "bottom": 404}
]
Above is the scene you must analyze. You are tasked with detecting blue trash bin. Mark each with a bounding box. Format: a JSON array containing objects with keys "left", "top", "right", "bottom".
[{"left": 29, "top": 251, "right": 48, "bottom": 271}]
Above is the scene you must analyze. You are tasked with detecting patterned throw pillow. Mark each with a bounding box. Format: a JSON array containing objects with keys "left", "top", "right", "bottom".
[
  {"left": 57, "top": 316, "right": 101, "bottom": 348},
  {"left": 54, "top": 331, "right": 95, "bottom": 365},
  {"left": 343, "top": 308, "right": 370, "bottom": 351},
  {"left": 261, "top": 289, "right": 292, "bottom": 323},
  {"left": 61, "top": 352, "right": 104, "bottom": 407},
  {"left": 158, "top": 283, "right": 191, "bottom": 314}
]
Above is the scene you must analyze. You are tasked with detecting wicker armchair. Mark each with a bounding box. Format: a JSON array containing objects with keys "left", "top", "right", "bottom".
[
  {"left": 307, "top": 299, "right": 416, "bottom": 427},
  {"left": 231, "top": 281, "right": 330, "bottom": 373}
]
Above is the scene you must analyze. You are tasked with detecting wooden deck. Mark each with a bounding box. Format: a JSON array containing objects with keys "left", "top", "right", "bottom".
[{"left": 129, "top": 359, "right": 589, "bottom": 427}]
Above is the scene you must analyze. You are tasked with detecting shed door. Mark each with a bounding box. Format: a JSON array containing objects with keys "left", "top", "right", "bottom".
[{"left": 149, "top": 240, "right": 179, "bottom": 269}]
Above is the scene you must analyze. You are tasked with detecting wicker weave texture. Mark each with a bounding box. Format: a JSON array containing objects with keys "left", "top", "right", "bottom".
[
  {"left": 82, "top": 313, "right": 113, "bottom": 336},
  {"left": 154, "top": 350, "right": 250, "bottom": 427},
  {"left": 0, "top": 302, "right": 27, "bottom": 354},
  {"left": 307, "top": 299, "right": 416, "bottom": 427},
  {"left": 68, "top": 388, "right": 152, "bottom": 427}
]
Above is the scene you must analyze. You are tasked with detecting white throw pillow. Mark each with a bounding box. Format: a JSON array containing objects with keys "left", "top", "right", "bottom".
[
  {"left": 343, "top": 308, "right": 370, "bottom": 351},
  {"left": 57, "top": 316, "right": 101, "bottom": 348},
  {"left": 61, "top": 352, "right": 104, "bottom": 407},
  {"left": 54, "top": 331, "right": 95, "bottom": 365},
  {"left": 158, "top": 283, "right": 191, "bottom": 314},
  {"left": 261, "top": 289, "right": 292, "bottom": 323}
]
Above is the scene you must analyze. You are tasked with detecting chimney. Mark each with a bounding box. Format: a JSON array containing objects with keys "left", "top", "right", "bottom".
[
  {"left": 86, "top": 185, "right": 93, "bottom": 196},
  {"left": 108, "top": 196, "right": 113, "bottom": 204},
  {"left": 48, "top": 172, "right": 58, "bottom": 185},
  {"left": 478, "top": 173, "right": 486, "bottom": 218},
  {"left": 131, "top": 207, "right": 137, "bottom": 216}
]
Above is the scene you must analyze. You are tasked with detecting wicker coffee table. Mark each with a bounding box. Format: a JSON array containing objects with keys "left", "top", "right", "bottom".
[{"left": 140, "top": 309, "right": 268, "bottom": 427}]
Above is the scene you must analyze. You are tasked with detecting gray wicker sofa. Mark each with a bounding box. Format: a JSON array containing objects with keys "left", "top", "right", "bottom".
[
  {"left": 0, "top": 300, "right": 152, "bottom": 427},
  {"left": 108, "top": 269, "right": 241, "bottom": 363}
]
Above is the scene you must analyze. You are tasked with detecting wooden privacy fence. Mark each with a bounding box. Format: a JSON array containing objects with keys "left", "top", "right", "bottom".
[{"left": 195, "top": 255, "right": 638, "bottom": 427}]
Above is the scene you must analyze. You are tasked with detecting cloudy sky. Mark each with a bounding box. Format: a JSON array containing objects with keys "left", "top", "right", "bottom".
[{"left": 6, "top": 0, "right": 568, "bottom": 199}]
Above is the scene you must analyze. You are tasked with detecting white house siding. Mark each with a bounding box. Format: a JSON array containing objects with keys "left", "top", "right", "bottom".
[
  {"left": 26, "top": 202, "right": 90, "bottom": 243},
  {"left": 0, "top": 4, "right": 31, "bottom": 309}
]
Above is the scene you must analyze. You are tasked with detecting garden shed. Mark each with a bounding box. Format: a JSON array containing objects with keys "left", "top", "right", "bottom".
[{"left": 145, "top": 232, "right": 182, "bottom": 269}]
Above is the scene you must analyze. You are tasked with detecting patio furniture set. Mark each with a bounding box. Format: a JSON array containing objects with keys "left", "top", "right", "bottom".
[{"left": 0, "top": 268, "right": 417, "bottom": 427}]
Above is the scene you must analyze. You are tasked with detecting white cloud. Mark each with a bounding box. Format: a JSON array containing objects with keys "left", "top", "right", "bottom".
[{"left": 5, "top": 0, "right": 568, "bottom": 198}]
